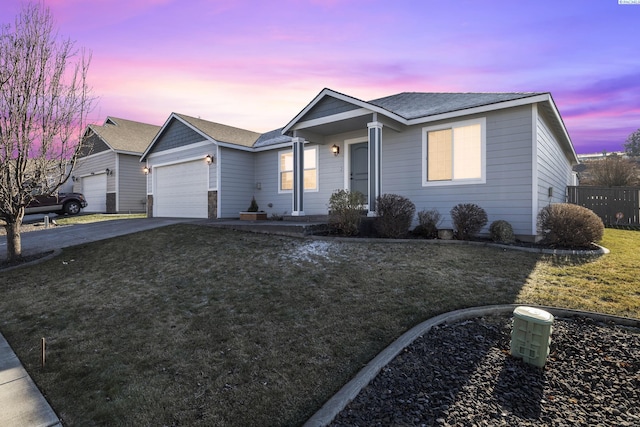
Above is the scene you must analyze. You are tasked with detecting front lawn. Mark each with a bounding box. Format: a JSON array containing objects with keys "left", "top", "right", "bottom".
[{"left": 0, "top": 226, "right": 637, "bottom": 426}]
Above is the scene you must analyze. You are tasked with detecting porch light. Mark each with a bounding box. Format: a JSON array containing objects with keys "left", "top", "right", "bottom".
[
  {"left": 205, "top": 154, "right": 214, "bottom": 164},
  {"left": 143, "top": 166, "right": 150, "bottom": 175},
  {"left": 331, "top": 144, "right": 340, "bottom": 156}
]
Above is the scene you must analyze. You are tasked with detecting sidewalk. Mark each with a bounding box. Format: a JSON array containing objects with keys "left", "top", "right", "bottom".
[{"left": 0, "top": 333, "right": 61, "bottom": 426}]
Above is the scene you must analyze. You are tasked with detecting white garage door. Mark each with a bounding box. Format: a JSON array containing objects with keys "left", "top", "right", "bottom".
[
  {"left": 155, "top": 160, "right": 208, "bottom": 218},
  {"left": 82, "top": 174, "right": 107, "bottom": 213}
]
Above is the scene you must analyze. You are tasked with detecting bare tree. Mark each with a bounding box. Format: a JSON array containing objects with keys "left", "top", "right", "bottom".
[
  {"left": 0, "top": 2, "right": 93, "bottom": 262},
  {"left": 625, "top": 128, "right": 640, "bottom": 157},
  {"left": 580, "top": 154, "right": 639, "bottom": 187}
]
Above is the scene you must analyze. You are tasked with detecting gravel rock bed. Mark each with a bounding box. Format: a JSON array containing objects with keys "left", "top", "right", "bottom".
[{"left": 331, "top": 315, "right": 640, "bottom": 426}]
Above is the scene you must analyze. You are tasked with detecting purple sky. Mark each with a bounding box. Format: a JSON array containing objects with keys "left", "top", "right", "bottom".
[{"left": 3, "top": 0, "right": 640, "bottom": 154}]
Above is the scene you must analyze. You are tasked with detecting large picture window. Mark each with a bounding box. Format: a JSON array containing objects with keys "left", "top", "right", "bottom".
[
  {"left": 422, "top": 118, "right": 485, "bottom": 186},
  {"left": 279, "top": 146, "right": 318, "bottom": 192}
]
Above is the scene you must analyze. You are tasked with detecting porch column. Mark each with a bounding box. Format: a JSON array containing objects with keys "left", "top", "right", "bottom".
[
  {"left": 291, "top": 137, "right": 305, "bottom": 216},
  {"left": 367, "top": 121, "right": 383, "bottom": 216}
]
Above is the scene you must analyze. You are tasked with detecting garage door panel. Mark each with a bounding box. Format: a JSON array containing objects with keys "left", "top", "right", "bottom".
[
  {"left": 155, "top": 161, "right": 208, "bottom": 218},
  {"left": 83, "top": 174, "right": 107, "bottom": 213}
]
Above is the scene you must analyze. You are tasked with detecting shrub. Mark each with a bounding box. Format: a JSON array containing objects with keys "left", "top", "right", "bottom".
[
  {"left": 450, "top": 203, "right": 488, "bottom": 240},
  {"left": 537, "top": 203, "right": 604, "bottom": 248},
  {"left": 328, "top": 189, "right": 365, "bottom": 236},
  {"left": 375, "top": 194, "right": 416, "bottom": 238},
  {"left": 414, "top": 209, "right": 442, "bottom": 238},
  {"left": 247, "top": 196, "right": 259, "bottom": 212},
  {"left": 489, "top": 220, "right": 515, "bottom": 243}
]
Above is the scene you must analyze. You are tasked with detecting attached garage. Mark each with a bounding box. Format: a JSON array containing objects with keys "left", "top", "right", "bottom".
[
  {"left": 154, "top": 160, "right": 208, "bottom": 218},
  {"left": 82, "top": 174, "right": 107, "bottom": 213}
]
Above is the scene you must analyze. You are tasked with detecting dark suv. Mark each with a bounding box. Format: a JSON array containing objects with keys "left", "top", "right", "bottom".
[{"left": 25, "top": 191, "right": 88, "bottom": 216}]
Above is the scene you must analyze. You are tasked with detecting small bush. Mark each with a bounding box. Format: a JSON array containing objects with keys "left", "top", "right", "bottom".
[
  {"left": 450, "top": 203, "right": 488, "bottom": 240},
  {"left": 537, "top": 203, "right": 604, "bottom": 248},
  {"left": 247, "top": 197, "right": 259, "bottom": 212},
  {"left": 489, "top": 220, "right": 515, "bottom": 243},
  {"left": 375, "top": 194, "right": 416, "bottom": 238},
  {"left": 414, "top": 209, "right": 442, "bottom": 238},
  {"left": 328, "top": 190, "right": 365, "bottom": 236}
]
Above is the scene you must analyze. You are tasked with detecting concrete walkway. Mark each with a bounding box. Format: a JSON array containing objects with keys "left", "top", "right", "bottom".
[{"left": 0, "top": 333, "right": 61, "bottom": 426}]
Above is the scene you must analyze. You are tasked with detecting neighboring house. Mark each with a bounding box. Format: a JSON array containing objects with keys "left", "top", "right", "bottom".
[
  {"left": 142, "top": 88, "right": 579, "bottom": 241},
  {"left": 73, "top": 117, "right": 160, "bottom": 213}
]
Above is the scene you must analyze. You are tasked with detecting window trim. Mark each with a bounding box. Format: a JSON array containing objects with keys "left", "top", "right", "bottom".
[
  {"left": 422, "top": 117, "right": 486, "bottom": 187},
  {"left": 278, "top": 145, "right": 319, "bottom": 193}
]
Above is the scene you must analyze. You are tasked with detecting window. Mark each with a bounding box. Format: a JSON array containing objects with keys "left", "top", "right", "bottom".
[
  {"left": 422, "top": 118, "right": 485, "bottom": 186},
  {"left": 279, "top": 146, "right": 318, "bottom": 192}
]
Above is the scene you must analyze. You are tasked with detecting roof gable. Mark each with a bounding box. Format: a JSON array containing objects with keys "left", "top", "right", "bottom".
[
  {"left": 147, "top": 118, "right": 205, "bottom": 155},
  {"left": 175, "top": 113, "right": 261, "bottom": 148},
  {"left": 301, "top": 96, "right": 361, "bottom": 122},
  {"left": 282, "top": 88, "right": 384, "bottom": 134},
  {"left": 86, "top": 117, "right": 160, "bottom": 155},
  {"left": 142, "top": 113, "right": 265, "bottom": 160}
]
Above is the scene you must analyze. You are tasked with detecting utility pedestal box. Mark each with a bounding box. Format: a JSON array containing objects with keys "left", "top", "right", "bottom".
[{"left": 510, "top": 306, "right": 554, "bottom": 368}]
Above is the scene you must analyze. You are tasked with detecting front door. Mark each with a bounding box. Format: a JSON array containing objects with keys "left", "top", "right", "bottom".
[{"left": 350, "top": 142, "right": 368, "bottom": 200}]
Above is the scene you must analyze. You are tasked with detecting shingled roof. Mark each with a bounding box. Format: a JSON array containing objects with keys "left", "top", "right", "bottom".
[
  {"left": 175, "top": 113, "right": 262, "bottom": 148},
  {"left": 88, "top": 117, "right": 160, "bottom": 154},
  {"left": 253, "top": 128, "right": 291, "bottom": 148},
  {"left": 368, "top": 92, "right": 546, "bottom": 120}
]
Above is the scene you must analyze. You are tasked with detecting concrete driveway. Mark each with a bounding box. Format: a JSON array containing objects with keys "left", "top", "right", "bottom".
[{"left": 0, "top": 217, "right": 198, "bottom": 260}]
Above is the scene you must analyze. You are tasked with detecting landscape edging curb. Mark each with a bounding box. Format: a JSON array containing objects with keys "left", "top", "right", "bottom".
[{"left": 303, "top": 304, "right": 639, "bottom": 427}]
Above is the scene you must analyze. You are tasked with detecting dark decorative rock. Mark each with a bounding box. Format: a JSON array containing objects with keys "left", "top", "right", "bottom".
[{"left": 331, "top": 316, "right": 640, "bottom": 426}]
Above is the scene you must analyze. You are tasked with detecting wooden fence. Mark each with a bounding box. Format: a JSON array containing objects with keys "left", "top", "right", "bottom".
[{"left": 567, "top": 186, "right": 640, "bottom": 225}]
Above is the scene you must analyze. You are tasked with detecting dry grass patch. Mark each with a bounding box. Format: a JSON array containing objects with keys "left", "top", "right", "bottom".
[
  {"left": 0, "top": 225, "right": 637, "bottom": 426},
  {"left": 519, "top": 228, "right": 640, "bottom": 317}
]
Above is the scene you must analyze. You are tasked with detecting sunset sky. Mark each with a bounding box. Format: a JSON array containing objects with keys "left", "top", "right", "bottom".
[{"left": 3, "top": 0, "right": 639, "bottom": 154}]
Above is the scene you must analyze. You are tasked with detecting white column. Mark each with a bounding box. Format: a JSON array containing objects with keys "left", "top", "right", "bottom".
[
  {"left": 291, "top": 137, "right": 305, "bottom": 216},
  {"left": 367, "top": 122, "right": 383, "bottom": 216}
]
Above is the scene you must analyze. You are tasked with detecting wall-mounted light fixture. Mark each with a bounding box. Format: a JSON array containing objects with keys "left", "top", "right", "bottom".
[
  {"left": 331, "top": 144, "right": 340, "bottom": 156},
  {"left": 71, "top": 176, "right": 77, "bottom": 182},
  {"left": 205, "top": 154, "right": 214, "bottom": 164},
  {"left": 105, "top": 168, "right": 113, "bottom": 176},
  {"left": 143, "top": 166, "right": 151, "bottom": 175}
]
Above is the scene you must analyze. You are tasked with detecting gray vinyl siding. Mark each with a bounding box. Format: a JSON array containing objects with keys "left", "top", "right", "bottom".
[
  {"left": 254, "top": 150, "right": 291, "bottom": 216},
  {"left": 219, "top": 147, "right": 255, "bottom": 218},
  {"left": 78, "top": 132, "right": 109, "bottom": 157},
  {"left": 73, "top": 151, "right": 115, "bottom": 193},
  {"left": 149, "top": 120, "right": 203, "bottom": 154},
  {"left": 253, "top": 142, "right": 346, "bottom": 216},
  {"left": 145, "top": 142, "right": 216, "bottom": 195},
  {"left": 304, "top": 143, "right": 343, "bottom": 214},
  {"left": 379, "top": 106, "right": 535, "bottom": 236},
  {"left": 208, "top": 157, "right": 218, "bottom": 191},
  {"left": 536, "top": 107, "right": 574, "bottom": 211},
  {"left": 117, "top": 154, "right": 147, "bottom": 213},
  {"left": 302, "top": 97, "right": 360, "bottom": 121}
]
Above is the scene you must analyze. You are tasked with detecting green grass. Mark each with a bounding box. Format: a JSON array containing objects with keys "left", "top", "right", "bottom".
[
  {"left": 519, "top": 228, "right": 640, "bottom": 316},
  {"left": 53, "top": 213, "right": 146, "bottom": 225},
  {"left": 0, "top": 226, "right": 637, "bottom": 426}
]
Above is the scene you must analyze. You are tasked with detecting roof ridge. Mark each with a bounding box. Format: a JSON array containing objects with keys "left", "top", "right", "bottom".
[{"left": 174, "top": 112, "right": 262, "bottom": 136}]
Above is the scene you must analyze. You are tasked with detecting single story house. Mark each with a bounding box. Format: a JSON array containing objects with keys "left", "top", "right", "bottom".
[
  {"left": 74, "top": 117, "right": 160, "bottom": 213},
  {"left": 141, "top": 88, "right": 579, "bottom": 241}
]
